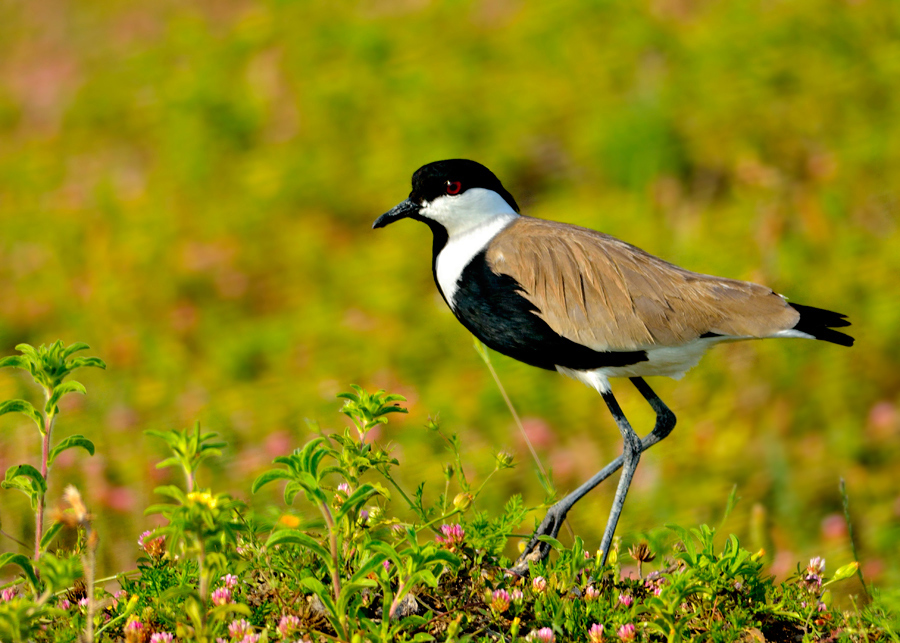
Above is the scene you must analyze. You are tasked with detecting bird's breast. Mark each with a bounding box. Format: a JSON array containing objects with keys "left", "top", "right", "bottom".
[{"left": 434, "top": 216, "right": 517, "bottom": 308}]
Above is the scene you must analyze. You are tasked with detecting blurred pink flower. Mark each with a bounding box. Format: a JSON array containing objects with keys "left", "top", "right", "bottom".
[
  {"left": 490, "top": 589, "right": 510, "bottom": 613},
  {"left": 211, "top": 587, "right": 232, "bottom": 606},
  {"left": 519, "top": 418, "right": 555, "bottom": 449},
  {"left": 265, "top": 430, "right": 293, "bottom": 457},
  {"left": 277, "top": 614, "right": 300, "bottom": 639},
  {"left": 435, "top": 523, "right": 465, "bottom": 549},
  {"left": 588, "top": 623, "right": 605, "bottom": 643},
  {"left": 104, "top": 486, "right": 136, "bottom": 512},
  {"left": 821, "top": 514, "right": 847, "bottom": 540},
  {"left": 617, "top": 623, "right": 636, "bottom": 641},
  {"left": 228, "top": 619, "right": 253, "bottom": 639},
  {"left": 527, "top": 627, "right": 555, "bottom": 643}
]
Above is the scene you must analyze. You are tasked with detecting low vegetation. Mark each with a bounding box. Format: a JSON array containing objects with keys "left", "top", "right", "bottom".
[{"left": 1, "top": 342, "right": 896, "bottom": 642}]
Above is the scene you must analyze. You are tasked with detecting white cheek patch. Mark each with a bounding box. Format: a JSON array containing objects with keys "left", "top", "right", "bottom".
[{"left": 423, "top": 188, "right": 518, "bottom": 236}]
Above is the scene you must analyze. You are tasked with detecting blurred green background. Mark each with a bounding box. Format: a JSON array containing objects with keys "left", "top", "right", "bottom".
[{"left": 1, "top": 0, "right": 898, "bottom": 587}]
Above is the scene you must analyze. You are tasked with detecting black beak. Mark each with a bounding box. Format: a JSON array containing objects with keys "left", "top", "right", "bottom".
[{"left": 373, "top": 198, "right": 419, "bottom": 229}]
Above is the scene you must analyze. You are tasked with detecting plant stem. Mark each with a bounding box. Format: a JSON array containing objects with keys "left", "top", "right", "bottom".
[
  {"left": 197, "top": 538, "right": 208, "bottom": 621},
  {"left": 35, "top": 402, "right": 55, "bottom": 561},
  {"left": 83, "top": 526, "right": 97, "bottom": 643},
  {"left": 318, "top": 500, "right": 344, "bottom": 635},
  {"left": 1, "top": 528, "right": 29, "bottom": 549}
]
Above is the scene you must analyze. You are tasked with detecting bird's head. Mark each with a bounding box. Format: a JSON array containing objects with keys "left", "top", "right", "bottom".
[{"left": 373, "top": 159, "right": 519, "bottom": 236}]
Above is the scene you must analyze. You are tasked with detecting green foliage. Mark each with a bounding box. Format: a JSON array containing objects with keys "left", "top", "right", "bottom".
[
  {"left": 338, "top": 385, "right": 408, "bottom": 443},
  {"left": 0, "top": 341, "right": 104, "bottom": 562},
  {"left": 146, "top": 422, "right": 227, "bottom": 492},
  {"left": 0, "top": 0, "right": 897, "bottom": 587},
  {"left": 0, "top": 383, "right": 893, "bottom": 641}
]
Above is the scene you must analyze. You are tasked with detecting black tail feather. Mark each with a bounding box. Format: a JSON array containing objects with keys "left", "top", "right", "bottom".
[{"left": 790, "top": 303, "right": 854, "bottom": 347}]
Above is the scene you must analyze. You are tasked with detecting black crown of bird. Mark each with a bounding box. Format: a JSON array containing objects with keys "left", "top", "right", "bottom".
[{"left": 374, "top": 158, "right": 853, "bottom": 572}]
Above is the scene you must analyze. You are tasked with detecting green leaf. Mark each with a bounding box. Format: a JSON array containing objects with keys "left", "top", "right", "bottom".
[
  {"left": 61, "top": 342, "right": 91, "bottom": 359},
  {"left": 67, "top": 356, "right": 107, "bottom": 370},
  {"left": 3, "top": 464, "right": 47, "bottom": 496},
  {"left": 48, "top": 434, "right": 95, "bottom": 466},
  {"left": 40, "top": 521, "right": 64, "bottom": 552},
  {"left": 209, "top": 603, "right": 252, "bottom": 620},
  {"left": 831, "top": 561, "right": 859, "bottom": 582},
  {"left": 535, "top": 534, "right": 565, "bottom": 552},
  {"left": 335, "top": 483, "right": 383, "bottom": 522},
  {"left": 266, "top": 530, "right": 333, "bottom": 566},
  {"left": 152, "top": 485, "right": 188, "bottom": 503},
  {"left": 46, "top": 380, "right": 87, "bottom": 414},
  {"left": 0, "top": 552, "right": 40, "bottom": 591},
  {"left": 251, "top": 469, "right": 293, "bottom": 494},
  {"left": 300, "top": 576, "right": 339, "bottom": 624},
  {"left": 0, "top": 399, "right": 43, "bottom": 432},
  {"left": 351, "top": 553, "right": 390, "bottom": 583},
  {"left": 13, "top": 344, "right": 38, "bottom": 361},
  {"left": 0, "top": 355, "right": 26, "bottom": 369}
]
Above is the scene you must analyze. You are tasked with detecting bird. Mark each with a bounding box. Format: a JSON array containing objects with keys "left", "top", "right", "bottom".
[{"left": 373, "top": 158, "right": 853, "bottom": 569}]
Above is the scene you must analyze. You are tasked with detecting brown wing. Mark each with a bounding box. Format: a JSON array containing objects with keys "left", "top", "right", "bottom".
[{"left": 485, "top": 217, "right": 800, "bottom": 351}]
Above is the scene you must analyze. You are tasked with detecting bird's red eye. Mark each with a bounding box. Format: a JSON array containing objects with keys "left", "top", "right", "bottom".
[{"left": 445, "top": 180, "right": 462, "bottom": 195}]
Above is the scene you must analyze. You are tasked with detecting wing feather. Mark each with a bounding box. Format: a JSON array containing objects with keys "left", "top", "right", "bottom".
[{"left": 486, "top": 217, "right": 800, "bottom": 351}]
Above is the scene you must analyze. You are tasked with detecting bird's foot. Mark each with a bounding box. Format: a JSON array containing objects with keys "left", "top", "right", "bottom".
[{"left": 508, "top": 505, "right": 568, "bottom": 576}]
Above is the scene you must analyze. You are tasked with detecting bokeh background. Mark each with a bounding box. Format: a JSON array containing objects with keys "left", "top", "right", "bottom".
[{"left": 1, "top": 0, "right": 898, "bottom": 589}]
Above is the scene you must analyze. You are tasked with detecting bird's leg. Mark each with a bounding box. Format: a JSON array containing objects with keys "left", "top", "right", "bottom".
[
  {"left": 512, "top": 378, "right": 676, "bottom": 573},
  {"left": 628, "top": 377, "right": 676, "bottom": 449},
  {"left": 595, "top": 389, "right": 641, "bottom": 564}
]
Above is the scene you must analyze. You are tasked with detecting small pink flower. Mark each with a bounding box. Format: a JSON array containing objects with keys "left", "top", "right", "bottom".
[
  {"left": 150, "top": 634, "right": 174, "bottom": 643},
  {"left": 510, "top": 588, "right": 524, "bottom": 603},
  {"left": 584, "top": 585, "right": 600, "bottom": 601},
  {"left": 618, "top": 593, "right": 633, "bottom": 608},
  {"left": 337, "top": 483, "right": 352, "bottom": 495},
  {"left": 228, "top": 619, "right": 253, "bottom": 639},
  {"left": 221, "top": 574, "right": 239, "bottom": 589},
  {"left": 588, "top": 623, "right": 605, "bottom": 643},
  {"left": 277, "top": 614, "right": 300, "bottom": 639},
  {"left": 58, "top": 598, "right": 72, "bottom": 610},
  {"left": 109, "top": 589, "right": 127, "bottom": 609},
  {"left": 78, "top": 597, "right": 90, "bottom": 608},
  {"left": 1, "top": 588, "right": 16, "bottom": 601},
  {"left": 124, "top": 618, "right": 144, "bottom": 643},
  {"left": 808, "top": 557, "right": 826, "bottom": 575},
  {"left": 527, "top": 627, "right": 555, "bottom": 643},
  {"left": 490, "top": 589, "right": 511, "bottom": 613},
  {"left": 382, "top": 559, "right": 392, "bottom": 571},
  {"left": 617, "top": 623, "right": 636, "bottom": 641},
  {"left": 211, "top": 586, "right": 232, "bottom": 606},
  {"left": 532, "top": 576, "right": 547, "bottom": 594},
  {"left": 138, "top": 530, "right": 166, "bottom": 558},
  {"left": 435, "top": 523, "right": 465, "bottom": 548}
]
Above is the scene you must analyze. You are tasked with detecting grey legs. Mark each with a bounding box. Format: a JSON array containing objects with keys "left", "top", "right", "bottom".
[{"left": 513, "top": 377, "right": 677, "bottom": 571}]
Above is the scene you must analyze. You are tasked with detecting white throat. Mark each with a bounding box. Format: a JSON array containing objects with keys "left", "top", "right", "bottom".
[{"left": 427, "top": 188, "right": 518, "bottom": 307}]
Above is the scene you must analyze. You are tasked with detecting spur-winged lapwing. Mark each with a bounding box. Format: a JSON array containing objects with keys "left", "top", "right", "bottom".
[{"left": 373, "top": 159, "right": 853, "bottom": 568}]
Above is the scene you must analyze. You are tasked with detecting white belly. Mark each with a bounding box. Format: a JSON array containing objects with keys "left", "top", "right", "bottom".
[{"left": 557, "top": 336, "right": 732, "bottom": 393}]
